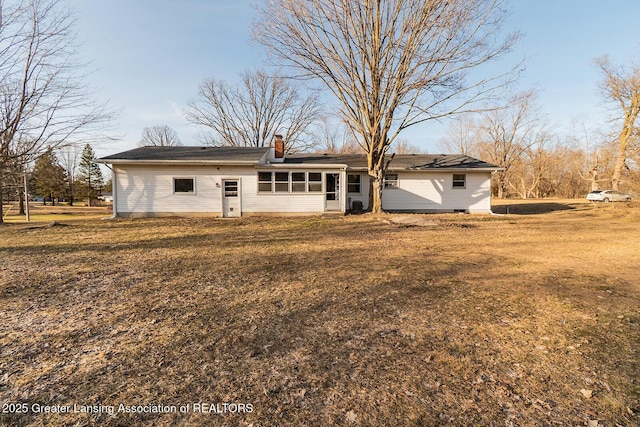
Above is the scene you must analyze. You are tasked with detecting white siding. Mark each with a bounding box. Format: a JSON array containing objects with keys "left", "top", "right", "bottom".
[
  {"left": 114, "top": 165, "right": 493, "bottom": 216},
  {"left": 245, "top": 169, "right": 328, "bottom": 213},
  {"left": 115, "top": 165, "right": 219, "bottom": 215},
  {"left": 346, "top": 172, "right": 370, "bottom": 210},
  {"left": 114, "top": 165, "right": 327, "bottom": 216},
  {"left": 382, "top": 171, "right": 492, "bottom": 213}
]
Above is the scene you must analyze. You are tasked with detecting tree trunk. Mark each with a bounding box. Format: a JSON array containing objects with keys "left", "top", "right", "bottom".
[
  {"left": 0, "top": 181, "right": 4, "bottom": 224},
  {"left": 19, "top": 193, "right": 25, "bottom": 215},
  {"left": 611, "top": 149, "right": 626, "bottom": 191},
  {"left": 590, "top": 168, "right": 599, "bottom": 191},
  {"left": 371, "top": 175, "right": 383, "bottom": 213},
  {"left": 367, "top": 149, "right": 386, "bottom": 213}
]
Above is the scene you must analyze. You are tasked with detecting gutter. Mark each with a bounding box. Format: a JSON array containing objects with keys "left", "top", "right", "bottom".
[
  {"left": 101, "top": 164, "right": 117, "bottom": 220},
  {"left": 95, "top": 159, "right": 263, "bottom": 166}
]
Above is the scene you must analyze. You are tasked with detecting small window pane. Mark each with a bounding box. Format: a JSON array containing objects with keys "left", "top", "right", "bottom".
[
  {"left": 258, "top": 172, "right": 272, "bottom": 182},
  {"left": 174, "top": 178, "right": 194, "bottom": 193},
  {"left": 275, "top": 172, "right": 289, "bottom": 182},
  {"left": 308, "top": 183, "right": 321, "bottom": 192},
  {"left": 275, "top": 183, "right": 289, "bottom": 192},
  {"left": 224, "top": 181, "right": 238, "bottom": 197},
  {"left": 258, "top": 183, "right": 272, "bottom": 192},
  {"left": 308, "top": 172, "right": 322, "bottom": 182}
]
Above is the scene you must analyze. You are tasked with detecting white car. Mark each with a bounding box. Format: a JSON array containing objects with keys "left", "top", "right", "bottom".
[{"left": 586, "top": 190, "right": 632, "bottom": 202}]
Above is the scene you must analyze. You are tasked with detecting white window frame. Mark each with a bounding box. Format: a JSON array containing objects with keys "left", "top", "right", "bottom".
[
  {"left": 257, "top": 171, "right": 324, "bottom": 194},
  {"left": 274, "top": 171, "right": 290, "bottom": 193},
  {"left": 384, "top": 173, "right": 399, "bottom": 189},
  {"left": 452, "top": 173, "right": 466, "bottom": 189},
  {"left": 307, "top": 172, "right": 322, "bottom": 193},
  {"left": 258, "top": 172, "right": 273, "bottom": 193},
  {"left": 173, "top": 177, "right": 196, "bottom": 194},
  {"left": 347, "top": 174, "right": 361, "bottom": 194},
  {"left": 291, "top": 171, "right": 307, "bottom": 193}
]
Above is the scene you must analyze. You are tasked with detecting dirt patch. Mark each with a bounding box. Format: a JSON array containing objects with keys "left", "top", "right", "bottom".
[{"left": 0, "top": 203, "right": 639, "bottom": 426}]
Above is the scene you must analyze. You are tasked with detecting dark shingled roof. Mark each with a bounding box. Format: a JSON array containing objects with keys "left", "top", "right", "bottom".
[
  {"left": 99, "top": 147, "right": 501, "bottom": 170},
  {"left": 99, "top": 146, "right": 270, "bottom": 163},
  {"left": 285, "top": 153, "right": 500, "bottom": 171}
]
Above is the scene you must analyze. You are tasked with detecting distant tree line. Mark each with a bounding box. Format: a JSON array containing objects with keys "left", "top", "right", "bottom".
[
  {"left": 439, "top": 58, "right": 640, "bottom": 199},
  {"left": 2, "top": 144, "right": 106, "bottom": 211}
]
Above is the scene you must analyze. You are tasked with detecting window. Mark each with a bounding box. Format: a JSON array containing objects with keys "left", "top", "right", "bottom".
[
  {"left": 174, "top": 178, "right": 195, "bottom": 193},
  {"left": 291, "top": 172, "right": 306, "bottom": 192},
  {"left": 308, "top": 172, "right": 322, "bottom": 192},
  {"left": 258, "top": 172, "right": 272, "bottom": 192},
  {"left": 347, "top": 174, "right": 361, "bottom": 194},
  {"left": 274, "top": 172, "right": 289, "bottom": 192},
  {"left": 224, "top": 181, "right": 238, "bottom": 197},
  {"left": 257, "top": 171, "right": 324, "bottom": 193},
  {"left": 452, "top": 174, "right": 466, "bottom": 189},
  {"left": 384, "top": 174, "right": 398, "bottom": 189}
]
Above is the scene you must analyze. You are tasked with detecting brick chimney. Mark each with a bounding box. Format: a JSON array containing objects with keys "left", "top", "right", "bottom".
[{"left": 273, "top": 134, "right": 285, "bottom": 159}]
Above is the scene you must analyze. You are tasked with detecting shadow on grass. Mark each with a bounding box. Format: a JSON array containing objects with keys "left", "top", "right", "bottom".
[{"left": 491, "top": 202, "right": 577, "bottom": 215}]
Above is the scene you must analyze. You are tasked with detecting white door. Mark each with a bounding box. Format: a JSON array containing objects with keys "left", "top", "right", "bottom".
[
  {"left": 325, "top": 173, "right": 340, "bottom": 211},
  {"left": 222, "top": 180, "right": 241, "bottom": 217}
]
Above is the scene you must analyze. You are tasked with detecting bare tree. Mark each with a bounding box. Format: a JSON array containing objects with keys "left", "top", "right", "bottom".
[
  {"left": 596, "top": 56, "right": 640, "bottom": 191},
  {"left": 58, "top": 144, "right": 81, "bottom": 205},
  {"left": 315, "top": 115, "right": 362, "bottom": 154},
  {"left": 439, "top": 115, "right": 482, "bottom": 156},
  {"left": 186, "top": 69, "right": 321, "bottom": 153},
  {"left": 255, "top": 0, "right": 518, "bottom": 212},
  {"left": 475, "top": 90, "right": 548, "bottom": 198},
  {"left": 389, "top": 139, "right": 425, "bottom": 154},
  {"left": 138, "top": 125, "right": 182, "bottom": 147},
  {"left": 0, "top": 0, "right": 111, "bottom": 222}
]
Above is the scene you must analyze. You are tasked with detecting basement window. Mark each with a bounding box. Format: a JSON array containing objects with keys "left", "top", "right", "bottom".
[
  {"left": 452, "top": 174, "right": 466, "bottom": 189},
  {"left": 174, "top": 178, "right": 195, "bottom": 193}
]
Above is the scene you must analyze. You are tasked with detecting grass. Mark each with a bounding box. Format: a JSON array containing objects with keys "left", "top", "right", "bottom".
[
  {"left": 0, "top": 200, "right": 639, "bottom": 426},
  {"left": 1, "top": 203, "right": 111, "bottom": 223}
]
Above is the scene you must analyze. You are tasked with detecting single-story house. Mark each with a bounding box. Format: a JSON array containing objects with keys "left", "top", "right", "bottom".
[{"left": 98, "top": 136, "right": 501, "bottom": 218}]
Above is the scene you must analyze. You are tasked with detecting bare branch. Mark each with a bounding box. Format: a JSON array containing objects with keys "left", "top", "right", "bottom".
[
  {"left": 255, "top": 0, "right": 519, "bottom": 211},
  {"left": 595, "top": 55, "right": 640, "bottom": 191},
  {"left": 138, "top": 125, "right": 182, "bottom": 147},
  {"left": 186, "top": 69, "right": 321, "bottom": 152},
  {"left": 0, "top": 0, "right": 113, "bottom": 221}
]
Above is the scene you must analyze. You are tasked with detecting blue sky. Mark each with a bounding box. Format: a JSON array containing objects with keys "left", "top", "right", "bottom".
[{"left": 66, "top": 0, "right": 640, "bottom": 157}]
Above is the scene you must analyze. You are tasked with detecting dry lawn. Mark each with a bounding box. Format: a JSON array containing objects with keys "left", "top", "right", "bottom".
[{"left": 0, "top": 200, "right": 639, "bottom": 426}]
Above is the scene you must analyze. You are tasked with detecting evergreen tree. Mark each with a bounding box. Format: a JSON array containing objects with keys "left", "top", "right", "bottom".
[
  {"left": 78, "top": 144, "right": 104, "bottom": 206},
  {"left": 31, "top": 148, "right": 67, "bottom": 206}
]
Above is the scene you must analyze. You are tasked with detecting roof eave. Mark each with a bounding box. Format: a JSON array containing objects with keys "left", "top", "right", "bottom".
[
  {"left": 96, "top": 159, "right": 263, "bottom": 166},
  {"left": 400, "top": 167, "right": 503, "bottom": 172}
]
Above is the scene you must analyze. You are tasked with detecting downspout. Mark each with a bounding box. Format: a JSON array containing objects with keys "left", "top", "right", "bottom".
[{"left": 102, "top": 163, "right": 117, "bottom": 220}]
